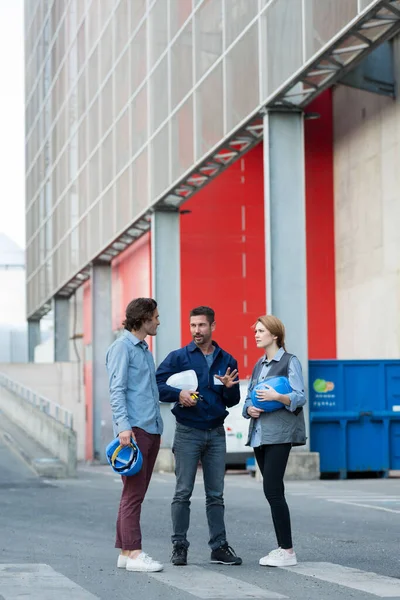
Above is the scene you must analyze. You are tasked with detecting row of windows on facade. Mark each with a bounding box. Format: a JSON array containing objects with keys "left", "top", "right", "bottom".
[
  {"left": 26, "top": 33, "right": 258, "bottom": 219},
  {"left": 26, "top": 0, "right": 364, "bottom": 180}
]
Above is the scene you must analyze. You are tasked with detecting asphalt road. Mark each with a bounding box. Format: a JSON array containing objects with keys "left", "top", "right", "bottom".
[{"left": 0, "top": 438, "right": 400, "bottom": 600}]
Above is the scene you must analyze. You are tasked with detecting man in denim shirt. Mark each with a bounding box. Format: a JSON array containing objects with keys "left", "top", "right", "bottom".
[
  {"left": 106, "top": 297, "right": 163, "bottom": 573},
  {"left": 156, "top": 306, "right": 242, "bottom": 567}
]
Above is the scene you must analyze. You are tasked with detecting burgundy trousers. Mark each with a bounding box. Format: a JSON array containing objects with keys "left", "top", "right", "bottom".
[{"left": 115, "top": 427, "right": 160, "bottom": 550}]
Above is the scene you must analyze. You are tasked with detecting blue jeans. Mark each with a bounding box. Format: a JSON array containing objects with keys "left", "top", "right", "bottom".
[{"left": 171, "top": 422, "right": 226, "bottom": 550}]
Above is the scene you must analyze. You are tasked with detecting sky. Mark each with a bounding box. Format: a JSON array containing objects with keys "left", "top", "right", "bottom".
[{"left": 0, "top": 0, "right": 25, "bottom": 249}]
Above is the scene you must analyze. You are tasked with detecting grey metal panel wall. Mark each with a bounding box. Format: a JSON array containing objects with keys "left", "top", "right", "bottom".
[{"left": 24, "top": 0, "right": 380, "bottom": 317}]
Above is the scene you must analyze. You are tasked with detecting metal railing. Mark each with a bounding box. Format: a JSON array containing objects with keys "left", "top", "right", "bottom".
[{"left": 0, "top": 372, "right": 74, "bottom": 430}]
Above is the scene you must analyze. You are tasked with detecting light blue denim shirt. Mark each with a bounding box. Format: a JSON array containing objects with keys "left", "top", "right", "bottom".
[
  {"left": 243, "top": 347, "right": 306, "bottom": 448},
  {"left": 106, "top": 329, "right": 163, "bottom": 436}
]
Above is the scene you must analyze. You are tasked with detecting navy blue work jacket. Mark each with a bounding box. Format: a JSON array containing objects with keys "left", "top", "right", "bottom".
[{"left": 156, "top": 341, "right": 240, "bottom": 430}]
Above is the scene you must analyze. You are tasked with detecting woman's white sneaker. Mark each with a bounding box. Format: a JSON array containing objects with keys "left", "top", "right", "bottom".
[
  {"left": 117, "top": 554, "right": 128, "bottom": 569},
  {"left": 259, "top": 548, "right": 297, "bottom": 567},
  {"left": 126, "top": 552, "right": 163, "bottom": 572},
  {"left": 259, "top": 547, "right": 282, "bottom": 567}
]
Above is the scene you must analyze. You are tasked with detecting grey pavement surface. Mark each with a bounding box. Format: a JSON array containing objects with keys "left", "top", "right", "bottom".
[{"left": 1, "top": 436, "right": 400, "bottom": 600}]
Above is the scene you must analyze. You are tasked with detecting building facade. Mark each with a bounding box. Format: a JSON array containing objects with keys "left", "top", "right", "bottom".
[{"left": 25, "top": 0, "right": 400, "bottom": 460}]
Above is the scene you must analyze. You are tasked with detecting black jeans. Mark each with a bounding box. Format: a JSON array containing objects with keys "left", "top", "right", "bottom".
[{"left": 254, "top": 443, "right": 293, "bottom": 549}]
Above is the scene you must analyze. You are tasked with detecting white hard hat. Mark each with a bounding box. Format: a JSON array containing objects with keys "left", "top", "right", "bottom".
[{"left": 166, "top": 369, "right": 198, "bottom": 391}]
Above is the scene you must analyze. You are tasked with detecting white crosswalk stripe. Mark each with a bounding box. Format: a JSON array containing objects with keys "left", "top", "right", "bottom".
[
  {"left": 2, "top": 560, "right": 400, "bottom": 599},
  {"left": 150, "top": 565, "right": 287, "bottom": 599},
  {"left": 149, "top": 562, "right": 400, "bottom": 599},
  {"left": 0, "top": 564, "right": 99, "bottom": 600},
  {"left": 282, "top": 562, "right": 400, "bottom": 598}
]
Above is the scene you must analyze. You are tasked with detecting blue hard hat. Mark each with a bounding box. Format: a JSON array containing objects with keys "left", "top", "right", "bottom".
[
  {"left": 251, "top": 376, "right": 293, "bottom": 411},
  {"left": 105, "top": 437, "right": 143, "bottom": 476}
]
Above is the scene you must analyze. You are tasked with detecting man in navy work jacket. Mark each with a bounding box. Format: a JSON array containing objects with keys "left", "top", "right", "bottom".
[{"left": 156, "top": 306, "right": 242, "bottom": 567}]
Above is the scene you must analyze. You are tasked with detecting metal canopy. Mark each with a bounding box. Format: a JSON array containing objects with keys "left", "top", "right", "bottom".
[
  {"left": 269, "top": 0, "right": 400, "bottom": 109},
  {"left": 339, "top": 41, "right": 395, "bottom": 97},
  {"left": 30, "top": 0, "right": 400, "bottom": 320}
]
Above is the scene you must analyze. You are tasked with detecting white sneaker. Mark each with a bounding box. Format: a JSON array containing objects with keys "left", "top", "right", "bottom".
[
  {"left": 258, "top": 547, "right": 281, "bottom": 567},
  {"left": 117, "top": 554, "right": 128, "bottom": 569},
  {"left": 259, "top": 548, "right": 297, "bottom": 567},
  {"left": 126, "top": 552, "right": 163, "bottom": 572}
]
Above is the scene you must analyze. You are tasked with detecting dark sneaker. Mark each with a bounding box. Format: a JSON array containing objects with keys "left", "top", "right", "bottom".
[
  {"left": 171, "top": 543, "right": 188, "bottom": 566},
  {"left": 210, "top": 543, "right": 242, "bottom": 565}
]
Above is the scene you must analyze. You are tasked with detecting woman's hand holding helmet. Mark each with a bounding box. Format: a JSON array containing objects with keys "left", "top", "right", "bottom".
[
  {"left": 247, "top": 406, "right": 263, "bottom": 418},
  {"left": 255, "top": 384, "right": 280, "bottom": 402}
]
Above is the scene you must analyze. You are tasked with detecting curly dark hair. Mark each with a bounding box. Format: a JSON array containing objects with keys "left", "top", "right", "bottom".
[
  {"left": 122, "top": 298, "right": 158, "bottom": 331},
  {"left": 189, "top": 306, "right": 215, "bottom": 325}
]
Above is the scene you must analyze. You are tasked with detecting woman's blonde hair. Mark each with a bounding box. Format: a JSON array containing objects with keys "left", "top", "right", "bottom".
[{"left": 254, "top": 315, "right": 286, "bottom": 351}]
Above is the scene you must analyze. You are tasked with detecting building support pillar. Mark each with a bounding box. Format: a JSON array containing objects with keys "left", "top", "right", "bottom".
[
  {"left": 151, "top": 209, "right": 181, "bottom": 467},
  {"left": 151, "top": 209, "right": 181, "bottom": 364},
  {"left": 28, "top": 319, "right": 41, "bottom": 363},
  {"left": 54, "top": 295, "right": 70, "bottom": 362},
  {"left": 263, "top": 111, "right": 318, "bottom": 478},
  {"left": 91, "top": 260, "right": 113, "bottom": 461}
]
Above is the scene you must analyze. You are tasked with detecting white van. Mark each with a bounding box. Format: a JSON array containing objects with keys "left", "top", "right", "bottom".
[{"left": 224, "top": 381, "right": 253, "bottom": 467}]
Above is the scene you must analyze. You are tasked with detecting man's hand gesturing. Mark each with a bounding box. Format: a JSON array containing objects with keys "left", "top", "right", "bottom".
[{"left": 214, "top": 367, "right": 240, "bottom": 388}]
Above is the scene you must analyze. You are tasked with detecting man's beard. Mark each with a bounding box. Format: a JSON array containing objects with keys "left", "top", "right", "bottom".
[{"left": 193, "top": 334, "right": 208, "bottom": 345}]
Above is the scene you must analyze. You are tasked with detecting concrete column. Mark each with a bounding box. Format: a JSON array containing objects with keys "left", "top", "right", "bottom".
[
  {"left": 91, "top": 260, "right": 113, "bottom": 461},
  {"left": 151, "top": 209, "right": 181, "bottom": 459},
  {"left": 263, "top": 110, "right": 310, "bottom": 449},
  {"left": 54, "top": 296, "right": 70, "bottom": 362},
  {"left": 151, "top": 209, "right": 181, "bottom": 364},
  {"left": 28, "top": 319, "right": 41, "bottom": 363}
]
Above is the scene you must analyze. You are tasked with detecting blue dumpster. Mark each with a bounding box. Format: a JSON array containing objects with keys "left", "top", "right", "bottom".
[{"left": 309, "top": 360, "right": 400, "bottom": 478}]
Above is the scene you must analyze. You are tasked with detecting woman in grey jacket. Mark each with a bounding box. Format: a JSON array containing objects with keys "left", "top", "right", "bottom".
[{"left": 243, "top": 315, "right": 306, "bottom": 567}]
